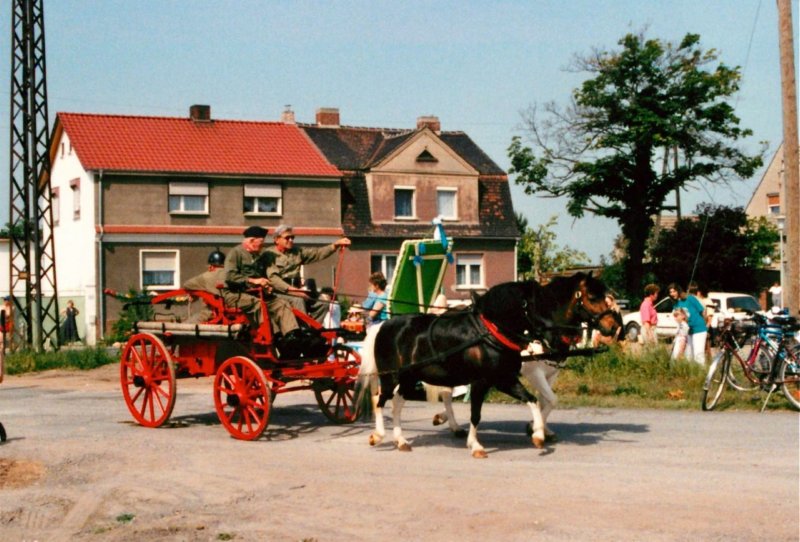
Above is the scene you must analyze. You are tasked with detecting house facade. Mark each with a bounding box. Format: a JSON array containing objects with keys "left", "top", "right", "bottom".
[
  {"left": 300, "top": 109, "right": 518, "bottom": 306},
  {"left": 47, "top": 106, "right": 517, "bottom": 344}
]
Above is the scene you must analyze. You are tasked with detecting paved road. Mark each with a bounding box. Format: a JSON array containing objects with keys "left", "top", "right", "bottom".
[{"left": 0, "top": 367, "right": 798, "bottom": 541}]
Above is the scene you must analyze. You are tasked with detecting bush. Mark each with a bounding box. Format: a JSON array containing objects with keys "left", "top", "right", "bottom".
[{"left": 5, "top": 346, "right": 118, "bottom": 375}]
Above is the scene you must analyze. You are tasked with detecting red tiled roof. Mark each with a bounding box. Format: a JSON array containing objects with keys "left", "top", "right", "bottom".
[{"left": 56, "top": 112, "right": 341, "bottom": 178}]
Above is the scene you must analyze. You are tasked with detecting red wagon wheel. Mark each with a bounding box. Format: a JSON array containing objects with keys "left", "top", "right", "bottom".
[
  {"left": 120, "top": 333, "right": 176, "bottom": 428},
  {"left": 314, "top": 344, "right": 361, "bottom": 424},
  {"left": 214, "top": 356, "right": 270, "bottom": 440}
]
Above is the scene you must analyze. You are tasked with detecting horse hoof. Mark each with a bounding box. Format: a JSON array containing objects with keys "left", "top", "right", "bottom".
[
  {"left": 472, "top": 449, "right": 488, "bottom": 459},
  {"left": 368, "top": 434, "right": 382, "bottom": 447},
  {"left": 397, "top": 442, "right": 412, "bottom": 452},
  {"left": 454, "top": 429, "right": 468, "bottom": 439},
  {"left": 532, "top": 436, "right": 545, "bottom": 449},
  {"left": 432, "top": 414, "right": 446, "bottom": 426},
  {"left": 545, "top": 433, "right": 558, "bottom": 443}
]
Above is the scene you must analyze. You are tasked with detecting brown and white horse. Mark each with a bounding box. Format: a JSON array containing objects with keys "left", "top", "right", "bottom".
[{"left": 357, "top": 273, "right": 620, "bottom": 458}]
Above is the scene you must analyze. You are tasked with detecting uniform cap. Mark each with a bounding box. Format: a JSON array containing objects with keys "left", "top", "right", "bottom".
[{"left": 243, "top": 225, "right": 267, "bottom": 238}]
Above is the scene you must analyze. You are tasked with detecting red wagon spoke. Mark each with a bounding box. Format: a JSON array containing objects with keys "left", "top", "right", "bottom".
[
  {"left": 120, "top": 333, "right": 176, "bottom": 428},
  {"left": 214, "top": 357, "right": 269, "bottom": 440}
]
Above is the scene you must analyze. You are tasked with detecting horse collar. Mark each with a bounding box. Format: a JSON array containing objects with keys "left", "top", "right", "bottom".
[{"left": 478, "top": 314, "right": 523, "bottom": 352}]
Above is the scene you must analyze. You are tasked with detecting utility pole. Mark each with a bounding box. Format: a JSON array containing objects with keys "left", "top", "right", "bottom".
[
  {"left": 9, "top": 0, "right": 60, "bottom": 351},
  {"left": 777, "top": 0, "right": 799, "bottom": 315}
]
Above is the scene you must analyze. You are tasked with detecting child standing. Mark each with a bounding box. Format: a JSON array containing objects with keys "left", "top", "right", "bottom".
[{"left": 671, "top": 308, "right": 689, "bottom": 360}]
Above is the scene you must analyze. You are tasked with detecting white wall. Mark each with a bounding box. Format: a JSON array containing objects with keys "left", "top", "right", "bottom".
[{"left": 49, "top": 130, "right": 98, "bottom": 344}]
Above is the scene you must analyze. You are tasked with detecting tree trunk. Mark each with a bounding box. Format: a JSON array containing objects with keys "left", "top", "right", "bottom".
[{"left": 621, "top": 214, "right": 652, "bottom": 295}]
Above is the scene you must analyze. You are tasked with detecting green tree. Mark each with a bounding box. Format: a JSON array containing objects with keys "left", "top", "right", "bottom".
[
  {"left": 508, "top": 31, "right": 763, "bottom": 294},
  {"left": 517, "top": 214, "right": 589, "bottom": 281},
  {"left": 649, "top": 204, "right": 779, "bottom": 293}
]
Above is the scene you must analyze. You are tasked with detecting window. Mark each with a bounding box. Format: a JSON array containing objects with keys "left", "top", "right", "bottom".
[
  {"left": 767, "top": 193, "right": 781, "bottom": 215},
  {"left": 437, "top": 188, "right": 457, "bottom": 220},
  {"left": 244, "top": 184, "right": 282, "bottom": 215},
  {"left": 395, "top": 187, "right": 415, "bottom": 219},
  {"left": 168, "top": 182, "right": 208, "bottom": 214},
  {"left": 140, "top": 250, "right": 179, "bottom": 290},
  {"left": 455, "top": 254, "right": 483, "bottom": 288},
  {"left": 52, "top": 187, "right": 60, "bottom": 226},
  {"left": 70, "top": 178, "right": 80, "bottom": 220},
  {"left": 371, "top": 254, "right": 398, "bottom": 283}
]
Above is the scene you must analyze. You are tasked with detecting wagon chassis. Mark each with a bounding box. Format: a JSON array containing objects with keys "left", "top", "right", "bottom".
[{"left": 115, "top": 287, "right": 362, "bottom": 441}]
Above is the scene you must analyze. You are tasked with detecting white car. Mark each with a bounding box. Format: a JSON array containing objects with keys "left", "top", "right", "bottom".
[{"left": 622, "top": 292, "right": 762, "bottom": 342}]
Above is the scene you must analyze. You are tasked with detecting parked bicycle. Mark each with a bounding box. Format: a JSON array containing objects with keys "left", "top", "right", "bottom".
[{"left": 702, "top": 311, "right": 800, "bottom": 412}]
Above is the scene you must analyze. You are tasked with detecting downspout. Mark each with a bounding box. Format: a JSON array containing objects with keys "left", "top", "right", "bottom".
[{"left": 96, "top": 170, "right": 104, "bottom": 341}]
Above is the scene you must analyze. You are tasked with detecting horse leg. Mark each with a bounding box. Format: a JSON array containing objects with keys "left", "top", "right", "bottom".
[
  {"left": 391, "top": 393, "right": 412, "bottom": 451},
  {"left": 432, "top": 388, "right": 467, "bottom": 438},
  {"left": 466, "top": 381, "right": 491, "bottom": 458},
  {"left": 521, "top": 361, "right": 558, "bottom": 440},
  {"left": 368, "top": 392, "right": 386, "bottom": 447},
  {"left": 495, "top": 378, "right": 545, "bottom": 449}
]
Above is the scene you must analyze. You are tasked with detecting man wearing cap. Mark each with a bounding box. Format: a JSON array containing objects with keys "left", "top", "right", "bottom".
[
  {"left": 223, "top": 226, "right": 297, "bottom": 336},
  {"left": 183, "top": 249, "right": 227, "bottom": 323},
  {"left": 265, "top": 225, "right": 351, "bottom": 315}
]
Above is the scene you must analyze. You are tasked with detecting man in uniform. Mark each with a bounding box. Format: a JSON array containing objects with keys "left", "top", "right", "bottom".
[
  {"left": 265, "top": 225, "right": 351, "bottom": 314},
  {"left": 182, "top": 249, "right": 226, "bottom": 323},
  {"left": 223, "top": 226, "right": 297, "bottom": 338}
]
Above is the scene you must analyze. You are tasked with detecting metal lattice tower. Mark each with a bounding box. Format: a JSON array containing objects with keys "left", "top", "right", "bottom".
[{"left": 8, "top": 0, "right": 59, "bottom": 351}]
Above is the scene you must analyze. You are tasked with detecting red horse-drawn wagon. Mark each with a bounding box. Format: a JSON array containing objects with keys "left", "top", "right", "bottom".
[{"left": 110, "top": 287, "right": 361, "bottom": 440}]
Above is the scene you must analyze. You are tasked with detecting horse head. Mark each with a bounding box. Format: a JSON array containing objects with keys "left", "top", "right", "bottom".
[{"left": 565, "top": 272, "right": 621, "bottom": 339}]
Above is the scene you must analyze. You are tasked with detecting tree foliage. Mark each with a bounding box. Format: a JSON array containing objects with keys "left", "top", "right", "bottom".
[
  {"left": 508, "top": 31, "right": 763, "bottom": 294},
  {"left": 516, "top": 213, "right": 590, "bottom": 281},
  {"left": 649, "top": 204, "right": 779, "bottom": 293}
]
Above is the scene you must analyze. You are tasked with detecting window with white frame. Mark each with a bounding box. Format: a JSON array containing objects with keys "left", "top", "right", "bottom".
[
  {"left": 437, "top": 188, "right": 458, "bottom": 220},
  {"left": 394, "top": 187, "right": 415, "bottom": 219},
  {"left": 767, "top": 193, "right": 781, "bottom": 215},
  {"left": 244, "top": 183, "right": 282, "bottom": 215},
  {"left": 370, "top": 253, "right": 398, "bottom": 283},
  {"left": 168, "top": 182, "right": 208, "bottom": 214},
  {"left": 456, "top": 254, "right": 483, "bottom": 288},
  {"left": 141, "top": 250, "right": 179, "bottom": 290},
  {"left": 52, "top": 187, "right": 60, "bottom": 226},
  {"left": 70, "top": 178, "right": 80, "bottom": 220}
]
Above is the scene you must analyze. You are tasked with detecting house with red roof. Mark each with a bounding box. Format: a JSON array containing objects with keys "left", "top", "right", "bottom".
[{"left": 48, "top": 105, "right": 518, "bottom": 343}]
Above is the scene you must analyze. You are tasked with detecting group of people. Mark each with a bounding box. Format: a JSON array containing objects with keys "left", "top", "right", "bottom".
[
  {"left": 182, "top": 224, "right": 352, "bottom": 356},
  {"left": 639, "top": 281, "right": 713, "bottom": 365}
]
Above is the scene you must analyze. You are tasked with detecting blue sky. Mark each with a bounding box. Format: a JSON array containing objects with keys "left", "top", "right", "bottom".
[{"left": 0, "top": 0, "right": 796, "bottom": 262}]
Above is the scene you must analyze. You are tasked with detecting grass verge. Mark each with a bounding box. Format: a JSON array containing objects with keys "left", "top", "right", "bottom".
[{"left": 4, "top": 346, "right": 118, "bottom": 375}]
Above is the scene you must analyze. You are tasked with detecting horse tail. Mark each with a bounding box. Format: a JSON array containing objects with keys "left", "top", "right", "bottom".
[{"left": 354, "top": 322, "right": 383, "bottom": 418}]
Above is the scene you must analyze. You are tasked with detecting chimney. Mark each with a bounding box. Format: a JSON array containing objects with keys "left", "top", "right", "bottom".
[
  {"left": 316, "top": 107, "right": 340, "bottom": 127},
  {"left": 416, "top": 115, "right": 441, "bottom": 133},
  {"left": 281, "top": 105, "right": 296, "bottom": 124},
  {"left": 190, "top": 104, "right": 211, "bottom": 122}
]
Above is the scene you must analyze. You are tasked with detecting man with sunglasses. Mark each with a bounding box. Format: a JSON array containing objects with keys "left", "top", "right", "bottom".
[
  {"left": 265, "top": 225, "right": 351, "bottom": 314},
  {"left": 223, "top": 225, "right": 297, "bottom": 339}
]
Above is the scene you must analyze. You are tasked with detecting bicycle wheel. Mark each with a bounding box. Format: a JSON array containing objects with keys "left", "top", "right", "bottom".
[
  {"left": 727, "top": 338, "right": 760, "bottom": 392},
  {"left": 778, "top": 345, "right": 800, "bottom": 411},
  {"left": 702, "top": 350, "right": 729, "bottom": 411}
]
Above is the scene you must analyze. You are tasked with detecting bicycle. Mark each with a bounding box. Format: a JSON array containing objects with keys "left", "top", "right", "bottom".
[{"left": 702, "top": 311, "right": 800, "bottom": 412}]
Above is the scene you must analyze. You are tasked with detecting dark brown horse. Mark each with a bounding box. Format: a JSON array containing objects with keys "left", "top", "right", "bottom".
[{"left": 357, "top": 273, "right": 619, "bottom": 458}]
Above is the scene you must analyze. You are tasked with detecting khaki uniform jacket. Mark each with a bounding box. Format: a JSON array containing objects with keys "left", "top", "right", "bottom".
[
  {"left": 182, "top": 268, "right": 226, "bottom": 296},
  {"left": 264, "top": 244, "right": 338, "bottom": 294}
]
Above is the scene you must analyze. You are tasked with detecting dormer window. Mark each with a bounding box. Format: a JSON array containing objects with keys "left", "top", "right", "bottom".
[{"left": 416, "top": 149, "right": 438, "bottom": 163}]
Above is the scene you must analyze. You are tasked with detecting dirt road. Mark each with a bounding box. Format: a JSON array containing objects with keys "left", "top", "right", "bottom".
[{"left": 0, "top": 365, "right": 797, "bottom": 541}]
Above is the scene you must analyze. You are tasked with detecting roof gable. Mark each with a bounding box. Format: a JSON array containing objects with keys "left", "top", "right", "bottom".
[
  {"left": 55, "top": 112, "right": 340, "bottom": 178},
  {"left": 371, "top": 129, "right": 479, "bottom": 176}
]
